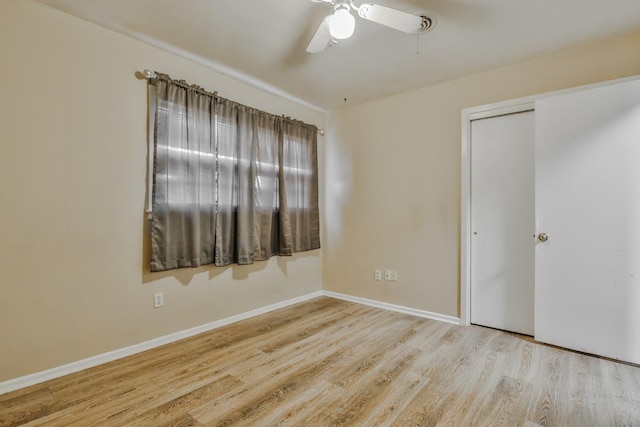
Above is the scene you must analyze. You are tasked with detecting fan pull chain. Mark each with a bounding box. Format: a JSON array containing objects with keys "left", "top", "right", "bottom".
[{"left": 416, "top": 32, "right": 420, "bottom": 54}]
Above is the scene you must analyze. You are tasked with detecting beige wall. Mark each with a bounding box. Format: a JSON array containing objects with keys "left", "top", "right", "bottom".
[
  {"left": 0, "top": 0, "right": 325, "bottom": 382},
  {"left": 323, "top": 30, "right": 640, "bottom": 317}
]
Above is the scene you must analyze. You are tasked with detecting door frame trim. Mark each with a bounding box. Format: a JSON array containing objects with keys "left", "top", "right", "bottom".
[{"left": 460, "top": 75, "right": 640, "bottom": 326}]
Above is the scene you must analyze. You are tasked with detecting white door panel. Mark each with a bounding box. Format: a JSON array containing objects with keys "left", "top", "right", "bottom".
[
  {"left": 470, "top": 111, "right": 535, "bottom": 335},
  {"left": 535, "top": 79, "right": 640, "bottom": 364}
]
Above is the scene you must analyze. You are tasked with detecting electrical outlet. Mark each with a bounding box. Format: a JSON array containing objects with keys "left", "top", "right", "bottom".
[
  {"left": 374, "top": 269, "right": 382, "bottom": 281},
  {"left": 154, "top": 292, "right": 164, "bottom": 308},
  {"left": 384, "top": 270, "right": 398, "bottom": 282}
]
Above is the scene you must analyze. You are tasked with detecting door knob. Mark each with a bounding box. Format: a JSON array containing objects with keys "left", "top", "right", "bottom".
[{"left": 538, "top": 233, "right": 549, "bottom": 242}]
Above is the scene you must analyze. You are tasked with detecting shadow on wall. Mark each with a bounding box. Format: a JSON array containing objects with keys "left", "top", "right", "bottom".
[{"left": 321, "top": 110, "right": 354, "bottom": 262}]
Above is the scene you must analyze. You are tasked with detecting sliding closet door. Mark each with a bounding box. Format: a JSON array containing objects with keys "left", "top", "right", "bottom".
[
  {"left": 535, "top": 79, "right": 640, "bottom": 364},
  {"left": 470, "top": 111, "right": 535, "bottom": 335}
]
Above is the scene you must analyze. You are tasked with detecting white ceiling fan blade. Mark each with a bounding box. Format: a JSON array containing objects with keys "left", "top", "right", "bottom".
[
  {"left": 357, "top": 3, "right": 429, "bottom": 34},
  {"left": 306, "top": 17, "right": 332, "bottom": 53}
]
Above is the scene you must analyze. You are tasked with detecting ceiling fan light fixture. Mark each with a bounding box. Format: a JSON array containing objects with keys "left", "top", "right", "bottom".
[{"left": 328, "top": 4, "right": 355, "bottom": 40}]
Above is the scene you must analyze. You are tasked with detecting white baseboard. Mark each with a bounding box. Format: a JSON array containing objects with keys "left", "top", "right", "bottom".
[
  {"left": 323, "top": 291, "right": 461, "bottom": 325},
  {"left": 0, "top": 290, "right": 458, "bottom": 395},
  {"left": 0, "top": 291, "right": 323, "bottom": 396}
]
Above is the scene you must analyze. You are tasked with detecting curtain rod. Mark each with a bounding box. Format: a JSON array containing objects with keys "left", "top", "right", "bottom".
[{"left": 141, "top": 70, "right": 324, "bottom": 136}]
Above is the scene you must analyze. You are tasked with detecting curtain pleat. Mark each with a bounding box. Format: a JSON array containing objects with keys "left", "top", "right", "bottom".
[
  {"left": 150, "top": 74, "right": 320, "bottom": 272},
  {"left": 277, "top": 120, "right": 292, "bottom": 256},
  {"left": 213, "top": 99, "right": 238, "bottom": 266},
  {"left": 253, "top": 113, "right": 280, "bottom": 260},
  {"left": 234, "top": 107, "right": 256, "bottom": 265},
  {"left": 151, "top": 79, "right": 215, "bottom": 272},
  {"left": 279, "top": 121, "right": 321, "bottom": 253}
]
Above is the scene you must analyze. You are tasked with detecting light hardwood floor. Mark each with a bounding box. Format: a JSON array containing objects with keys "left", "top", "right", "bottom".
[{"left": 2, "top": 297, "right": 640, "bottom": 426}]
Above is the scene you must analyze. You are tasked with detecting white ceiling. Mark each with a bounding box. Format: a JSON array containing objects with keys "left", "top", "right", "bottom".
[{"left": 37, "top": 0, "right": 640, "bottom": 110}]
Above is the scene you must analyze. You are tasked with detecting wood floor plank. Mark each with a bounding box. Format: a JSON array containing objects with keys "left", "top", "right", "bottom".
[
  {"left": 189, "top": 308, "right": 402, "bottom": 425},
  {"left": 524, "top": 347, "right": 572, "bottom": 426},
  {"left": 21, "top": 381, "right": 161, "bottom": 426},
  {"left": 359, "top": 367, "right": 429, "bottom": 426},
  {"left": 390, "top": 325, "right": 499, "bottom": 425},
  {"left": 461, "top": 374, "right": 532, "bottom": 426},
  {"left": 118, "top": 375, "right": 241, "bottom": 427},
  {"left": 224, "top": 307, "right": 400, "bottom": 384},
  {"left": 454, "top": 335, "right": 531, "bottom": 425},
  {"left": 0, "top": 387, "right": 55, "bottom": 427},
  {"left": 2, "top": 296, "right": 640, "bottom": 426},
  {"left": 302, "top": 344, "right": 421, "bottom": 426},
  {"left": 190, "top": 345, "right": 342, "bottom": 425},
  {"left": 248, "top": 380, "right": 345, "bottom": 427}
]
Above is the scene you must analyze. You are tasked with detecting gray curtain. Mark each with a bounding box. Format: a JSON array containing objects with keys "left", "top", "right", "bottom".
[
  {"left": 279, "top": 120, "right": 321, "bottom": 254},
  {"left": 151, "top": 77, "right": 216, "bottom": 272},
  {"left": 214, "top": 102, "right": 281, "bottom": 266},
  {"left": 150, "top": 74, "right": 320, "bottom": 272}
]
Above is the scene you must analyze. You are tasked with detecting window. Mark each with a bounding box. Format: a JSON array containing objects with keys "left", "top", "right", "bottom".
[{"left": 149, "top": 74, "right": 319, "bottom": 272}]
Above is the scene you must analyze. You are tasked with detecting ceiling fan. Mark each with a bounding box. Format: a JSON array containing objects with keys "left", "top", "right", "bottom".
[{"left": 307, "top": 0, "right": 435, "bottom": 53}]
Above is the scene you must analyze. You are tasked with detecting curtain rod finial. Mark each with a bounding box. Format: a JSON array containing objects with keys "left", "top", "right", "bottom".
[{"left": 143, "top": 69, "right": 157, "bottom": 80}]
